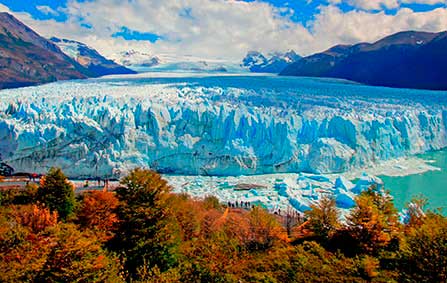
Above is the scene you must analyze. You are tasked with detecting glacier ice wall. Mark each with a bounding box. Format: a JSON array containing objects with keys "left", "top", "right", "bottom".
[{"left": 0, "top": 75, "right": 446, "bottom": 178}]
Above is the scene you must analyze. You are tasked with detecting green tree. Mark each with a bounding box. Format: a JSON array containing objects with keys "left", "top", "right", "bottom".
[
  {"left": 0, "top": 183, "right": 39, "bottom": 206},
  {"left": 37, "top": 168, "right": 75, "bottom": 221},
  {"left": 305, "top": 195, "right": 340, "bottom": 242},
  {"left": 112, "top": 168, "right": 180, "bottom": 280}
]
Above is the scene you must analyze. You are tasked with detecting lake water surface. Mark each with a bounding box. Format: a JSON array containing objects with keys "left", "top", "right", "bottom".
[{"left": 381, "top": 149, "right": 447, "bottom": 213}]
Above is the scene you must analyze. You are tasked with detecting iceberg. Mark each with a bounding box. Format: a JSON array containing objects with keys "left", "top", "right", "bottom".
[
  {"left": 336, "top": 193, "right": 356, "bottom": 209},
  {"left": 334, "top": 176, "right": 354, "bottom": 191},
  {"left": 289, "top": 198, "right": 312, "bottom": 212},
  {"left": 0, "top": 73, "right": 446, "bottom": 179},
  {"left": 351, "top": 173, "right": 384, "bottom": 194},
  {"left": 165, "top": 172, "right": 383, "bottom": 214}
]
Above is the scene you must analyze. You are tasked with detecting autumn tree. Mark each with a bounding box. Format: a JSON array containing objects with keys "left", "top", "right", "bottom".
[
  {"left": 13, "top": 204, "right": 58, "bottom": 233},
  {"left": 36, "top": 223, "right": 122, "bottom": 282},
  {"left": 346, "top": 186, "right": 400, "bottom": 254},
  {"left": 203, "top": 195, "right": 222, "bottom": 210},
  {"left": 0, "top": 207, "right": 51, "bottom": 283},
  {"left": 37, "top": 168, "right": 75, "bottom": 221},
  {"left": 305, "top": 195, "right": 340, "bottom": 242},
  {"left": 77, "top": 191, "right": 119, "bottom": 241},
  {"left": 112, "top": 168, "right": 180, "bottom": 280},
  {"left": 168, "top": 194, "right": 204, "bottom": 241},
  {"left": 245, "top": 206, "right": 287, "bottom": 251},
  {"left": 397, "top": 212, "right": 447, "bottom": 282},
  {"left": 0, "top": 207, "right": 122, "bottom": 283}
]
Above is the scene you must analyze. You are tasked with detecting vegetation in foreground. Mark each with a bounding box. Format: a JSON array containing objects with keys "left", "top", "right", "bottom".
[{"left": 0, "top": 167, "right": 446, "bottom": 282}]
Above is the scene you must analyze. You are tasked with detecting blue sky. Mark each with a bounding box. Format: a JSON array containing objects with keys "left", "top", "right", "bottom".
[{"left": 1, "top": 0, "right": 446, "bottom": 60}]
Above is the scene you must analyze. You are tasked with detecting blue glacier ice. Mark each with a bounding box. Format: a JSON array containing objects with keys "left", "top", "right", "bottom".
[
  {"left": 0, "top": 73, "right": 446, "bottom": 179},
  {"left": 335, "top": 193, "right": 356, "bottom": 209},
  {"left": 351, "top": 173, "right": 384, "bottom": 194},
  {"left": 334, "top": 176, "right": 354, "bottom": 192},
  {"left": 289, "top": 198, "right": 312, "bottom": 212}
]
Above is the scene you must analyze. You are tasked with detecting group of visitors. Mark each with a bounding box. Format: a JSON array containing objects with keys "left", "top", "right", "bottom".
[{"left": 227, "top": 201, "right": 252, "bottom": 209}]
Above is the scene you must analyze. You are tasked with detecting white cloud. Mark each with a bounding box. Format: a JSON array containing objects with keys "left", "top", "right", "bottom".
[
  {"left": 36, "top": 5, "right": 59, "bottom": 16},
  {"left": 56, "top": 0, "right": 315, "bottom": 59},
  {"left": 311, "top": 6, "right": 447, "bottom": 52},
  {"left": 349, "top": 0, "right": 399, "bottom": 10},
  {"left": 2, "top": 0, "right": 447, "bottom": 60}
]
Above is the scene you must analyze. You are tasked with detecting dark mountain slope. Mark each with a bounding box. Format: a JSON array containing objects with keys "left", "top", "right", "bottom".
[
  {"left": 0, "top": 12, "right": 88, "bottom": 89},
  {"left": 281, "top": 31, "right": 447, "bottom": 90}
]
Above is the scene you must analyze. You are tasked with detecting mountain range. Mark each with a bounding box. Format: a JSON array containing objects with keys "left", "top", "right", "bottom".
[
  {"left": 0, "top": 12, "right": 134, "bottom": 89},
  {"left": 1, "top": 11, "right": 446, "bottom": 90},
  {"left": 50, "top": 37, "right": 136, "bottom": 76},
  {"left": 280, "top": 31, "right": 447, "bottom": 90},
  {"left": 241, "top": 50, "right": 301, "bottom": 73},
  {"left": 0, "top": 12, "right": 88, "bottom": 89}
]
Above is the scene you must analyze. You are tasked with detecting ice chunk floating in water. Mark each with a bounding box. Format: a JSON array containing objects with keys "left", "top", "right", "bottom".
[
  {"left": 0, "top": 73, "right": 446, "bottom": 178},
  {"left": 166, "top": 172, "right": 380, "bottom": 214}
]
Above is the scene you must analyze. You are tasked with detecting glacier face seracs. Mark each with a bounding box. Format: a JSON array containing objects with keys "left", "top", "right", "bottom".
[{"left": 0, "top": 74, "right": 446, "bottom": 178}]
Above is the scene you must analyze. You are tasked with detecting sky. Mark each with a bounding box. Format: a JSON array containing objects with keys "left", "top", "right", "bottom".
[{"left": 0, "top": 0, "right": 446, "bottom": 61}]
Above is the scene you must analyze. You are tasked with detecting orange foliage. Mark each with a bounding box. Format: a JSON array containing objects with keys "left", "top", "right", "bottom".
[
  {"left": 77, "top": 191, "right": 119, "bottom": 241},
  {"left": 347, "top": 188, "right": 400, "bottom": 254},
  {"left": 245, "top": 207, "right": 288, "bottom": 249},
  {"left": 200, "top": 208, "right": 224, "bottom": 238},
  {"left": 39, "top": 176, "right": 46, "bottom": 187},
  {"left": 168, "top": 195, "right": 206, "bottom": 240},
  {"left": 13, "top": 204, "right": 58, "bottom": 233}
]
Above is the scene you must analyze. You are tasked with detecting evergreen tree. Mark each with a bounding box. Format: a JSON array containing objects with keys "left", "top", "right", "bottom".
[
  {"left": 112, "top": 168, "right": 180, "bottom": 280},
  {"left": 37, "top": 168, "right": 75, "bottom": 221}
]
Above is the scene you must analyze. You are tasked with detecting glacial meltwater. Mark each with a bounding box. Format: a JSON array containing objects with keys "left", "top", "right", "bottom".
[{"left": 381, "top": 149, "right": 447, "bottom": 214}]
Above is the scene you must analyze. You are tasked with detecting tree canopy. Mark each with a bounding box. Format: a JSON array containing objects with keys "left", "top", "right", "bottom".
[
  {"left": 37, "top": 167, "right": 75, "bottom": 221},
  {"left": 1, "top": 167, "right": 446, "bottom": 282}
]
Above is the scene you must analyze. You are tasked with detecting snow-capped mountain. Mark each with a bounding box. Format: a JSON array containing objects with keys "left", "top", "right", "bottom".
[
  {"left": 147, "top": 60, "right": 245, "bottom": 73},
  {"left": 242, "top": 50, "right": 301, "bottom": 73},
  {"left": 114, "top": 51, "right": 246, "bottom": 73},
  {"left": 113, "top": 50, "right": 161, "bottom": 68},
  {"left": 51, "top": 37, "right": 136, "bottom": 77}
]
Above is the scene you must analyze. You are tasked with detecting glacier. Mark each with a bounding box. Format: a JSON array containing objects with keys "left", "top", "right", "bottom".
[{"left": 0, "top": 73, "right": 446, "bottom": 179}]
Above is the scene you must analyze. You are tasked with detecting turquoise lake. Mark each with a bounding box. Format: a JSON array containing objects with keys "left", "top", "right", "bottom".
[{"left": 381, "top": 149, "right": 447, "bottom": 214}]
